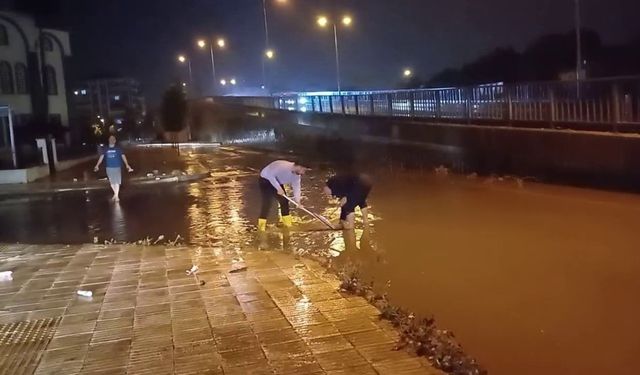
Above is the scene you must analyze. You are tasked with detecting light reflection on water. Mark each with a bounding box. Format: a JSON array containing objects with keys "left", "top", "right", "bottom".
[{"left": 1, "top": 146, "right": 640, "bottom": 375}]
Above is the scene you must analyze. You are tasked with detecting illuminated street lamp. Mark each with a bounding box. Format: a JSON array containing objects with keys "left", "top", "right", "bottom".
[
  {"left": 403, "top": 69, "right": 413, "bottom": 78},
  {"left": 317, "top": 14, "right": 353, "bottom": 93},
  {"left": 261, "top": 0, "right": 288, "bottom": 92},
  {"left": 177, "top": 54, "right": 193, "bottom": 87},
  {"left": 197, "top": 37, "right": 227, "bottom": 94},
  {"left": 265, "top": 49, "right": 275, "bottom": 60},
  {"left": 220, "top": 79, "right": 227, "bottom": 86}
]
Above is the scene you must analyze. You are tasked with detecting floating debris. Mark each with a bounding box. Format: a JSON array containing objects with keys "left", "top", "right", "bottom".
[
  {"left": 153, "top": 235, "right": 165, "bottom": 245},
  {"left": 77, "top": 290, "right": 93, "bottom": 298},
  {"left": 0, "top": 271, "right": 13, "bottom": 281},
  {"left": 336, "top": 265, "right": 486, "bottom": 375},
  {"left": 93, "top": 236, "right": 99, "bottom": 244},
  {"left": 186, "top": 265, "right": 199, "bottom": 275},
  {"left": 434, "top": 165, "right": 449, "bottom": 176}
]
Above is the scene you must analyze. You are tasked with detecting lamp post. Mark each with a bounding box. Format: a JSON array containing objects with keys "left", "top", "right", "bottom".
[
  {"left": 317, "top": 14, "right": 352, "bottom": 94},
  {"left": 574, "top": 0, "right": 582, "bottom": 96},
  {"left": 261, "top": 0, "right": 286, "bottom": 93},
  {"left": 177, "top": 55, "right": 193, "bottom": 88},
  {"left": 197, "top": 38, "right": 226, "bottom": 95}
]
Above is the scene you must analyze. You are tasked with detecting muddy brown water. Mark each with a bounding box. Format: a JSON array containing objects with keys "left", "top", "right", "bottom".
[{"left": 0, "top": 146, "right": 639, "bottom": 375}]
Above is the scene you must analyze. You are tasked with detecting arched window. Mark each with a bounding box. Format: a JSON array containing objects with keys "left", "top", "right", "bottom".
[
  {"left": 0, "top": 24, "right": 8, "bottom": 46},
  {"left": 42, "top": 36, "right": 53, "bottom": 52},
  {"left": 44, "top": 65, "right": 57, "bottom": 95},
  {"left": 15, "top": 63, "right": 28, "bottom": 94},
  {"left": 0, "top": 61, "right": 14, "bottom": 94}
]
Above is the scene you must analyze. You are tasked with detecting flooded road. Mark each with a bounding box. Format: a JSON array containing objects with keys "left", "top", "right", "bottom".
[{"left": 0, "top": 146, "right": 639, "bottom": 375}]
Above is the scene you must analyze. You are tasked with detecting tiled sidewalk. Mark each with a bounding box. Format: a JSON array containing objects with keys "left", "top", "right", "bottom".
[{"left": 0, "top": 244, "right": 441, "bottom": 375}]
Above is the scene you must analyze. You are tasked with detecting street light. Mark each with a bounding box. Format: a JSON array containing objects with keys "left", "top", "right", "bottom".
[
  {"left": 265, "top": 49, "right": 275, "bottom": 59},
  {"left": 574, "top": 0, "right": 582, "bottom": 96},
  {"left": 317, "top": 14, "right": 353, "bottom": 94},
  {"left": 220, "top": 79, "right": 227, "bottom": 86},
  {"left": 230, "top": 78, "right": 237, "bottom": 85},
  {"left": 403, "top": 69, "right": 413, "bottom": 78},
  {"left": 197, "top": 37, "right": 227, "bottom": 95},
  {"left": 177, "top": 54, "right": 193, "bottom": 88},
  {"left": 261, "top": 0, "right": 288, "bottom": 92}
]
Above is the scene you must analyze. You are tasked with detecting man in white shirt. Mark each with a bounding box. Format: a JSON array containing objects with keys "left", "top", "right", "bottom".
[{"left": 258, "top": 160, "right": 308, "bottom": 231}]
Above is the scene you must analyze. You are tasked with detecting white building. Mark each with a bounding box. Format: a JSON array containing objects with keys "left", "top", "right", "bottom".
[{"left": 0, "top": 11, "right": 71, "bottom": 130}]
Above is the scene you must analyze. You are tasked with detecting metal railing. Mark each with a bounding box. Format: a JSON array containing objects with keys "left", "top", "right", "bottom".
[{"left": 215, "top": 76, "right": 640, "bottom": 128}]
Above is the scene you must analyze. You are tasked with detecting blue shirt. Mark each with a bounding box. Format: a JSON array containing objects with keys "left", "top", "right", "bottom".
[{"left": 104, "top": 146, "right": 123, "bottom": 168}]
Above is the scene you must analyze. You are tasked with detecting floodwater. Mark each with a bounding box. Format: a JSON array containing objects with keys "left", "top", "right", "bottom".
[{"left": 0, "top": 146, "right": 639, "bottom": 375}]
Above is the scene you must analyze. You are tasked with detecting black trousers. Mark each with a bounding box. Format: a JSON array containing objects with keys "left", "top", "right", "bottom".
[
  {"left": 259, "top": 177, "right": 290, "bottom": 220},
  {"left": 340, "top": 176, "right": 372, "bottom": 221}
]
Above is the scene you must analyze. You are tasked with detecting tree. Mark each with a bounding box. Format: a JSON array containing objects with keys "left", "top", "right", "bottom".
[{"left": 161, "top": 85, "right": 187, "bottom": 133}]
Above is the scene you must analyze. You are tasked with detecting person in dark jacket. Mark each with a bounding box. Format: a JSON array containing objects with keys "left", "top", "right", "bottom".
[{"left": 324, "top": 173, "right": 372, "bottom": 229}]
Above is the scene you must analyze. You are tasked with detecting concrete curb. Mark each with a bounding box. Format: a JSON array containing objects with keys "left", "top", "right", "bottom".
[{"left": 0, "top": 172, "right": 209, "bottom": 198}]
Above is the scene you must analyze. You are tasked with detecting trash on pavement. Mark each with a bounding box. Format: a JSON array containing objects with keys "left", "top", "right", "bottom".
[
  {"left": 77, "top": 290, "right": 93, "bottom": 297},
  {"left": 186, "top": 265, "right": 199, "bottom": 275},
  {"left": 0, "top": 271, "right": 13, "bottom": 281}
]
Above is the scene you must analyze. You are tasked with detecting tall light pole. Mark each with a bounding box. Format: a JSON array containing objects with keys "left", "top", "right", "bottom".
[
  {"left": 197, "top": 38, "right": 226, "bottom": 95},
  {"left": 261, "top": 0, "right": 285, "bottom": 93},
  {"left": 177, "top": 54, "right": 193, "bottom": 88},
  {"left": 317, "top": 14, "right": 352, "bottom": 94},
  {"left": 574, "top": 0, "right": 582, "bottom": 96}
]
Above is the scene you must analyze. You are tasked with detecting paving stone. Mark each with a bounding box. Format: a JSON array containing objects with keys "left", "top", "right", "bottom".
[{"left": 0, "top": 244, "right": 438, "bottom": 375}]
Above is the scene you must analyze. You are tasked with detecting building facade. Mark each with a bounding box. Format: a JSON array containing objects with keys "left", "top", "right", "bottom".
[
  {"left": 0, "top": 11, "right": 71, "bottom": 128},
  {"left": 70, "top": 77, "right": 146, "bottom": 130}
]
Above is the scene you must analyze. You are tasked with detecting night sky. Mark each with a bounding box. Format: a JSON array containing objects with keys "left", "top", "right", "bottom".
[{"left": 4, "top": 0, "right": 640, "bottom": 105}]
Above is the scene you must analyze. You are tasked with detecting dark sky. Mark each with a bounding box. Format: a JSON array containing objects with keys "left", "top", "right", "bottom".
[{"left": 5, "top": 0, "right": 640, "bottom": 105}]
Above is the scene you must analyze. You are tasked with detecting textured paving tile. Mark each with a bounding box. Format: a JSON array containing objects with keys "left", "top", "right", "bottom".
[{"left": 0, "top": 244, "right": 439, "bottom": 375}]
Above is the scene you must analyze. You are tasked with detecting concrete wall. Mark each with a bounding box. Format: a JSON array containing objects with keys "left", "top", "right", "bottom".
[
  {"left": 0, "top": 155, "right": 94, "bottom": 184},
  {"left": 193, "top": 102, "right": 640, "bottom": 190}
]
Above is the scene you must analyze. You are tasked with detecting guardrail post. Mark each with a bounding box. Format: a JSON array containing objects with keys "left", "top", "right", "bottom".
[
  {"left": 612, "top": 84, "right": 621, "bottom": 130},
  {"left": 329, "top": 96, "right": 334, "bottom": 113},
  {"left": 318, "top": 97, "right": 323, "bottom": 112},
  {"left": 465, "top": 88, "right": 472, "bottom": 123},
  {"left": 409, "top": 92, "right": 415, "bottom": 117},
  {"left": 340, "top": 95, "right": 346, "bottom": 114},
  {"left": 370, "top": 95, "right": 375, "bottom": 115},
  {"left": 387, "top": 93, "right": 393, "bottom": 116},
  {"left": 435, "top": 91, "right": 442, "bottom": 119},
  {"left": 506, "top": 88, "right": 513, "bottom": 124},
  {"left": 549, "top": 89, "right": 556, "bottom": 126},
  {"left": 354, "top": 95, "right": 360, "bottom": 115}
]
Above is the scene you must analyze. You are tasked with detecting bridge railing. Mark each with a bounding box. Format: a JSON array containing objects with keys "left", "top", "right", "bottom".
[{"left": 218, "top": 76, "right": 640, "bottom": 128}]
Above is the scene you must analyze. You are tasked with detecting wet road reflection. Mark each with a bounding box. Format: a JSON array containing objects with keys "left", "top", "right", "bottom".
[{"left": 0, "top": 146, "right": 639, "bottom": 375}]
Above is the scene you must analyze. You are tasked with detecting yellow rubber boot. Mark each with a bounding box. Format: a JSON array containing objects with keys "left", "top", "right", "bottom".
[
  {"left": 257, "top": 218, "right": 267, "bottom": 232},
  {"left": 281, "top": 215, "right": 292, "bottom": 228}
]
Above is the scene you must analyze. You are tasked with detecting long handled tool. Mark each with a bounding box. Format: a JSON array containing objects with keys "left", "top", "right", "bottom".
[{"left": 282, "top": 195, "right": 336, "bottom": 230}]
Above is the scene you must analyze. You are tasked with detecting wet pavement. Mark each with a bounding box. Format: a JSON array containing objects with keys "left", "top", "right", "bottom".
[
  {"left": 1, "top": 145, "right": 640, "bottom": 374},
  {"left": 0, "top": 243, "right": 440, "bottom": 374}
]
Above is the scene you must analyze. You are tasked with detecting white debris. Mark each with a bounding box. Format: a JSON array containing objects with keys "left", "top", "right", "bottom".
[
  {"left": 186, "top": 265, "right": 199, "bottom": 275},
  {"left": 153, "top": 235, "right": 165, "bottom": 245},
  {"left": 77, "top": 290, "right": 93, "bottom": 297},
  {"left": 0, "top": 271, "right": 13, "bottom": 281},
  {"left": 155, "top": 177, "right": 161, "bottom": 181},
  {"left": 146, "top": 173, "right": 154, "bottom": 177},
  {"left": 93, "top": 236, "right": 99, "bottom": 244},
  {"left": 73, "top": 178, "right": 78, "bottom": 182}
]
